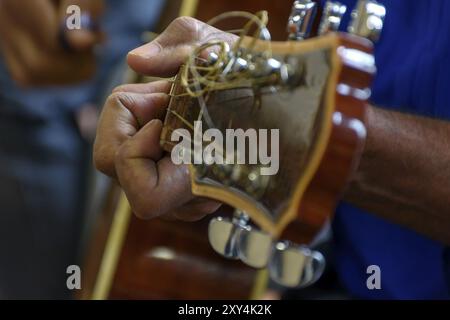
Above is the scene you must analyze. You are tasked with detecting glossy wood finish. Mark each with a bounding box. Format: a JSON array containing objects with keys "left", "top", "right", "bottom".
[
  {"left": 109, "top": 209, "right": 255, "bottom": 299},
  {"left": 195, "top": 0, "right": 293, "bottom": 41},
  {"left": 80, "top": 181, "right": 256, "bottom": 299},
  {"left": 292, "top": 34, "right": 373, "bottom": 241}
]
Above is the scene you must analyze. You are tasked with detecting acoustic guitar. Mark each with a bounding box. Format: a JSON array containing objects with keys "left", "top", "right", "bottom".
[{"left": 81, "top": 0, "right": 385, "bottom": 299}]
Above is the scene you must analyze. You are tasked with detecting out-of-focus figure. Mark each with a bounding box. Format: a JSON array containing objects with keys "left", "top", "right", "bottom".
[{"left": 0, "top": 0, "right": 165, "bottom": 299}]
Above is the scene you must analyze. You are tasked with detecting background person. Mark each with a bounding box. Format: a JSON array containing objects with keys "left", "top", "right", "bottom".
[{"left": 0, "top": 0, "right": 165, "bottom": 299}]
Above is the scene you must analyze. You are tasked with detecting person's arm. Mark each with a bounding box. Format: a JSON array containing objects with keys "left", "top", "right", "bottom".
[{"left": 344, "top": 105, "right": 450, "bottom": 244}]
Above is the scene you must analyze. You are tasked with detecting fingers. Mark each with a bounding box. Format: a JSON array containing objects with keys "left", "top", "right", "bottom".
[
  {"left": 93, "top": 16, "right": 233, "bottom": 221},
  {"left": 127, "top": 16, "right": 234, "bottom": 78},
  {"left": 95, "top": 79, "right": 222, "bottom": 220},
  {"left": 117, "top": 119, "right": 164, "bottom": 162},
  {"left": 127, "top": 40, "right": 192, "bottom": 78},
  {"left": 118, "top": 93, "right": 169, "bottom": 128},
  {"left": 115, "top": 120, "right": 194, "bottom": 219},
  {"left": 113, "top": 80, "right": 171, "bottom": 95},
  {"left": 94, "top": 87, "right": 169, "bottom": 178},
  {"left": 127, "top": 16, "right": 200, "bottom": 77}
]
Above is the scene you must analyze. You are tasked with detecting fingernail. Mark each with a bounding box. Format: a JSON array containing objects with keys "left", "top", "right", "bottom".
[{"left": 128, "top": 42, "right": 161, "bottom": 58}]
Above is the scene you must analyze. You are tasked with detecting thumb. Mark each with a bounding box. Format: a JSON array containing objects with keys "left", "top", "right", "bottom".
[
  {"left": 127, "top": 16, "right": 234, "bottom": 78},
  {"left": 127, "top": 16, "right": 204, "bottom": 78},
  {"left": 127, "top": 40, "right": 193, "bottom": 78}
]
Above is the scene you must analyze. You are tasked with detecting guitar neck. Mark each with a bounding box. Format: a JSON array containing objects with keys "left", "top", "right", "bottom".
[{"left": 160, "top": 67, "right": 197, "bottom": 153}]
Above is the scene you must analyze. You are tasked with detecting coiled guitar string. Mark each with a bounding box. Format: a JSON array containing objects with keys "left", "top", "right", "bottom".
[
  {"left": 181, "top": 10, "right": 272, "bottom": 98},
  {"left": 170, "top": 11, "right": 274, "bottom": 163}
]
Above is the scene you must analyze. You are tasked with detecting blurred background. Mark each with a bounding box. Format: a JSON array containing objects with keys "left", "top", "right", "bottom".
[{"left": 0, "top": 0, "right": 344, "bottom": 300}]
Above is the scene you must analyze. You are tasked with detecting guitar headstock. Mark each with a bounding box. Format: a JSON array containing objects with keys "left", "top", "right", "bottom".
[{"left": 160, "top": 0, "right": 385, "bottom": 287}]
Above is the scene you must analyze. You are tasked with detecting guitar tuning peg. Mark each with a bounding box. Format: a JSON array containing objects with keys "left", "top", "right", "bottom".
[
  {"left": 268, "top": 241, "right": 326, "bottom": 288},
  {"left": 209, "top": 212, "right": 327, "bottom": 289},
  {"left": 348, "top": 0, "right": 386, "bottom": 42},
  {"left": 208, "top": 210, "right": 250, "bottom": 259},
  {"left": 236, "top": 226, "right": 273, "bottom": 269},
  {"left": 287, "top": 0, "right": 318, "bottom": 41},
  {"left": 318, "top": 1, "right": 347, "bottom": 35}
]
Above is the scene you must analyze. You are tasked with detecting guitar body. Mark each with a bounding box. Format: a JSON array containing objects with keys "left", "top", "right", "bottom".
[
  {"left": 80, "top": 183, "right": 257, "bottom": 299},
  {"left": 110, "top": 211, "right": 256, "bottom": 299}
]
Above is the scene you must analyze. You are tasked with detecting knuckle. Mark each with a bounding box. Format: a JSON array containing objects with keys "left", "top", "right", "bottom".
[
  {"left": 173, "top": 16, "right": 196, "bottom": 28},
  {"left": 104, "top": 93, "right": 120, "bottom": 110},
  {"left": 171, "top": 16, "right": 199, "bottom": 37},
  {"left": 116, "top": 92, "right": 139, "bottom": 112},
  {"left": 107, "top": 92, "right": 131, "bottom": 107},
  {"left": 93, "top": 142, "right": 114, "bottom": 176}
]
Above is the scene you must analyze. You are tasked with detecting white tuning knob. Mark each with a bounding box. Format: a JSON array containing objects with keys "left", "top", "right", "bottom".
[
  {"left": 208, "top": 210, "right": 250, "bottom": 259},
  {"left": 348, "top": 0, "right": 386, "bottom": 42},
  {"left": 318, "top": 1, "right": 347, "bottom": 35},
  {"left": 287, "top": 0, "right": 318, "bottom": 40}
]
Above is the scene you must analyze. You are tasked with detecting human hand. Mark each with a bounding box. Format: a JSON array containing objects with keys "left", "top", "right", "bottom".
[{"left": 94, "top": 17, "right": 237, "bottom": 220}]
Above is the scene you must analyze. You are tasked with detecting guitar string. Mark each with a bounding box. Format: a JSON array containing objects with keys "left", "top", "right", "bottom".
[
  {"left": 161, "top": 11, "right": 275, "bottom": 163},
  {"left": 162, "top": 87, "right": 282, "bottom": 161},
  {"left": 179, "top": 11, "right": 272, "bottom": 99}
]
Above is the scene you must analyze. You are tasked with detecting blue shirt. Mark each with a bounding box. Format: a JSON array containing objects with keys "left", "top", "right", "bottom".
[{"left": 331, "top": 0, "right": 450, "bottom": 299}]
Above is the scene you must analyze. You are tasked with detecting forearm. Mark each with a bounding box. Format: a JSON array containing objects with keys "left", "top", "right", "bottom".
[{"left": 344, "top": 105, "right": 450, "bottom": 244}]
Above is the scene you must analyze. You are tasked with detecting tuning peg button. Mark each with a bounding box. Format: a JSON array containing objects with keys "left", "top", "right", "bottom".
[
  {"left": 237, "top": 227, "right": 273, "bottom": 268},
  {"left": 208, "top": 211, "right": 250, "bottom": 259},
  {"left": 287, "top": 0, "right": 318, "bottom": 40},
  {"left": 348, "top": 0, "right": 386, "bottom": 42},
  {"left": 268, "top": 241, "right": 326, "bottom": 288},
  {"left": 318, "top": 1, "right": 347, "bottom": 35}
]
